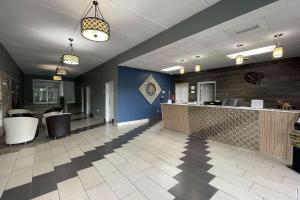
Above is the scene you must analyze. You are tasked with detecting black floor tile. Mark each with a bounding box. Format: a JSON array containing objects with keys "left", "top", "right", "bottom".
[
  {"left": 180, "top": 156, "right": 212, "bottom": 171},
  {"left": 96, "top": 145, "right": 114, "bottom": 155},
  {"left": 31, "top": 172, "right": 57, "bottom": 199},
  {"left": 85, "top": 150, "right": 104, "bottom": 162},
  {"left": 54, "top": 162, "right": 77, "bottom": 183},
  {"left": 0, "top": 184, "right": 31, "bottom": 200},
  {"left": 71, "top": 155, "right": 93, "bottom": 171},
  {"left": 177, "top": 163, "right": 215, "bottom": 183}
]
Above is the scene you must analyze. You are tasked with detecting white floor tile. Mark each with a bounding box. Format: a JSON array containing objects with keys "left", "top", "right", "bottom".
[
  {"left": 86, "top": 183, "right": 118, "bottom": 200},
  {"left": 114, "top": 148, "right": 134, "bottom": 159},
  {"left": 78, "top": 167, "right": 104, "bottom": 190},
  {"left": 152, "top": 159, "right": 182, "bottom": 177},
  {"left": 34, "top": 150, "right": 52, "bottom": 162},
  {"left": 32, "top": 190, "right": 59, "bottom": 200},
  {"left": 0, "top": 176, "right": 8, "bottom": 197},
  {"left": 105, "top": 153, "right": 126, "bottom": 166},
  {"left": 13, "top": 155, "right": 34, "bottom": 170},
  {"left": 135, "top": 177, "right": 175, "bottom": 200},
  {"left": 104, "top": 171, "right": 136, "bottom": 199},
  {"left": 209, "top": 177, "right": 263, "bottom": 200},
  {"left": 57, "top": 177, "right": 88, "bottom": 200},
  {"left": 208, "top": 166, "right": 253, "bottom": 190},
  {"left": 117, "top": 162, "right": 146, "bottom": 183},
  {"left": 93, "top": 159, "right": 117, "bottom": 177},
  {"left": 127, "top": 156, "right": 151, "bottom": 171},
  {"left": 66, "top": 147, "right": 84, "bottom": 159},
  {"left": 250, "top": 183, "right": 292, "bottom": 200},
  {"left": 33, "top": 159, "right": 54, "bottom": 177},
  {"left": 52, "top": 152, "right": 71, "bottom": 167},
  {"left": 5, "top": 167, "right": 33, "bottom": 190},
  {"left": 144, "top": 167, "right": 179, "bottom": 190},
  {"left": 210, "top": 190, "right": 237, "bottom": 200},
  {"left": 122, "top": 190, "right": 147, "bottom": 200}
]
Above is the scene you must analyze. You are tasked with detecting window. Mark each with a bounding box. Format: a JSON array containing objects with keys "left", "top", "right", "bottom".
[{"left": 33, "top": 80, "right": 60, "bottom": 104}]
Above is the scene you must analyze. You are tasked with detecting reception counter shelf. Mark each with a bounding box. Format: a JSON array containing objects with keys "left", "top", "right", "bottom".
[{"left": 161, "top": 103, "right": 300, "bottom": 163}]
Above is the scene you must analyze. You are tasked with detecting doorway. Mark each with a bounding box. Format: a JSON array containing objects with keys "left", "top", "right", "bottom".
[
  {"left": 197, "top": 81, "right": 216, "bottom": 105},
  {"left": 81, "top": 86, "right": 91, "bottom": 115},
  {"left": 105, "top": 81, "right": 114, "bottom": 122},
  {"left": 175, "top": 83, "right": 189, "bottom": 103}
]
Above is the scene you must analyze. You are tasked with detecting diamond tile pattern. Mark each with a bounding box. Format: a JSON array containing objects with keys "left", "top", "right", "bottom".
[
  {"left": 189, "top": 106, "right": 259, "bottom": 150},
  {"left": 0, "top": 115, "right": 299, "bottom": 200}
]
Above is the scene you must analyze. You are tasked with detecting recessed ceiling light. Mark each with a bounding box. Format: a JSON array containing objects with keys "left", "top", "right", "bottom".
[
  {"left": 161, "top": 66, "right": 181, "bottom": 72},
  {"left": 227, "top": 45, "right": 276, "bottom": 59}
]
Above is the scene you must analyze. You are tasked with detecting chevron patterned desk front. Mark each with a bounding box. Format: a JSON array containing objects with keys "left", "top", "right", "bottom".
[{"left": 161, "top": 103, "right": 300, "bottom": 164}]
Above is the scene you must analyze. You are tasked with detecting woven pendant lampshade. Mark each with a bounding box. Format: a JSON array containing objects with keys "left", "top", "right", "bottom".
[
  {"left": 81, "top": 1, "right": 110, "bottom": 42},
  {"left": 53, "top": 75, "right": 62, "bottom": 81},
  {"left": 195, "top": 56, "right": 201, "bottom": 72},
  {"left": 56, "top": 67, "right": 68, "bottom": 76},
  {"left": 63, "top": 38, "right": 79, "bottom": 65},
  {"left": 236, "top": 55, "right": 244, "bottom": 65}
]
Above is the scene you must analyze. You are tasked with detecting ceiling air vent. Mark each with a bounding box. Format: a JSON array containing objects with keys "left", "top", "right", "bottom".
[{"left": 236, "top": 25, "right": 260, "bottom": 35}]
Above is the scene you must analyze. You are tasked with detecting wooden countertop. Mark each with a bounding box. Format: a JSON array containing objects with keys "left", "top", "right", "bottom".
[{"left": 161, "top": 103, "right": 300, "bottom": 114}]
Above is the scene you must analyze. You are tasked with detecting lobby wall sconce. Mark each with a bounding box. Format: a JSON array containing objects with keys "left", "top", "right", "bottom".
[{"left": 273, "top": 33, "right": 284, "bottom": 59}]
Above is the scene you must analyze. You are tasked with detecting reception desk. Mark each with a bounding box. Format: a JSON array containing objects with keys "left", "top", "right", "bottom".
[{"left": 161, "top": 103, "right": 300, "bottom": 163}]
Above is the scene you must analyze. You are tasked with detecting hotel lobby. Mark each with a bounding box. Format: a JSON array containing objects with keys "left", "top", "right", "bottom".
[{"left": 0, "top": 0, "right": 300, "bottom": 199}]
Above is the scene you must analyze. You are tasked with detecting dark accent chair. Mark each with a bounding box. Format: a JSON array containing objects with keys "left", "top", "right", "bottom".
[
  {"left": 44, "top": 107, "right": 64, "bottom": 114},
  {"left": 222, "top": 98, "right": 239, "bottom": 107},
  {"left": 46, "top": 113, "right": 71, "bottom": 139}
]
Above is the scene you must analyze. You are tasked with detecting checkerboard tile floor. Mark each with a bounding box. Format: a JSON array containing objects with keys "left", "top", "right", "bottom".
[{"left": 0, "top": 118, "right": 299, "bottom": 200}]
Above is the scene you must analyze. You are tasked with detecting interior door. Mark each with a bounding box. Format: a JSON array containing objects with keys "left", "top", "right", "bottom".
[
  {"left": 105, "top": 81, "right": 114, "bottom": 122},
  {"left": 197, "top": 82, "right": 216, "bottom": 105}
]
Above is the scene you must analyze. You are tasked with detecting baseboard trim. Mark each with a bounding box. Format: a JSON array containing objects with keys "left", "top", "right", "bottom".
[{"left": 116, "top": 118, "right": 149, "bottom": 127}]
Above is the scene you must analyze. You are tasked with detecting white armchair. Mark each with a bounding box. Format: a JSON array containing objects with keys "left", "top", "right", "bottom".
[
  {"left": 3, "top": 117, "right": 39, "bottom": 145},
  {"left": 8, "top": 109, "right": 33, "bottom": 117}
]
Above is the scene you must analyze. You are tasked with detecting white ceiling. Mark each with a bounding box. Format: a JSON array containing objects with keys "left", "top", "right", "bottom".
[
  {"left": 0, "top": 0, "right": 220, "bottom": 77},
  {"left": 122, "top": 0, "right": 300, "bottom": 74}
]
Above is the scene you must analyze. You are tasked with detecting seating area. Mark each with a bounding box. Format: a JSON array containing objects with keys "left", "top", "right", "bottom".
[
  {"left": 1, "top": 0, "right": 300, "bottom": 200},
  {"left": 2, "top": 107, "right": 71, "bottom": 145}
]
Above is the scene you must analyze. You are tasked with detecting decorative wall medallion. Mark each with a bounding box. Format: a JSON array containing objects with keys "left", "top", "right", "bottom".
[{"left": 139, "top": 75, "right": 161, "bottom": 104}]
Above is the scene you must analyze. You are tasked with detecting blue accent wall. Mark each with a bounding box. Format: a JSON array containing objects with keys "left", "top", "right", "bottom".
[{"left": 118, "top": 66, "right": 172, "bottom": 123}]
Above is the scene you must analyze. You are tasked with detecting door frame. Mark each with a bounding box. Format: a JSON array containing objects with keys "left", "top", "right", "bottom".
[
  {"left": 197, "top": 81, "right": 216, "bottom": 105},
  {"left": 105, "top": 81, "right": 114, "bottom": 122}
]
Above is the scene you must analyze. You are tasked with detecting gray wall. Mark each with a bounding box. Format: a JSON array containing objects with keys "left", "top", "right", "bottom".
[
  {"left": 75, "top": 64, "right": 118, "bottom": 120},
  {"left": 0, "top": 42, "right": 23, "bottom": 83}
]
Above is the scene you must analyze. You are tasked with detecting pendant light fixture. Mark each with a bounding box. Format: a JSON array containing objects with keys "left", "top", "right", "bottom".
[
  {"left": 273, "top": 33, "right": 284, "bottom": 59},
  {"left": 56, "top": 58, "right": 68, "bottom": 76},
  {"left": 179, "top": 59, "right": 185, "bottom": 74},
  {"left": 63, "top": 38, "right": 79, "bottom": 65},
  {"left": 180, "top": 67, "right": 185, "bottom": 74},
  {"left": 195, "top": 56, "right": 201, "bottom": 72},
  {"left": 235, "top": 44, "right": 244, "bottom": 65},
  {"left": 81, "top": 0, "right": 110, "bottom": 42},
  {"left": 53, "top": 75, "right": 62, "bottom": 81}
]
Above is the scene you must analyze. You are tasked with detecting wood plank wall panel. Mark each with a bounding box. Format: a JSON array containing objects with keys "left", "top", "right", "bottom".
[
  {"left": 172, "top": 57, "right": 300, "bottom": 109},
  {"left": 259, "top": 111, "right": 300, "bottom": 163},
  {"left": 161, "top": 104, "right": 190, "bottom": 133}
]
